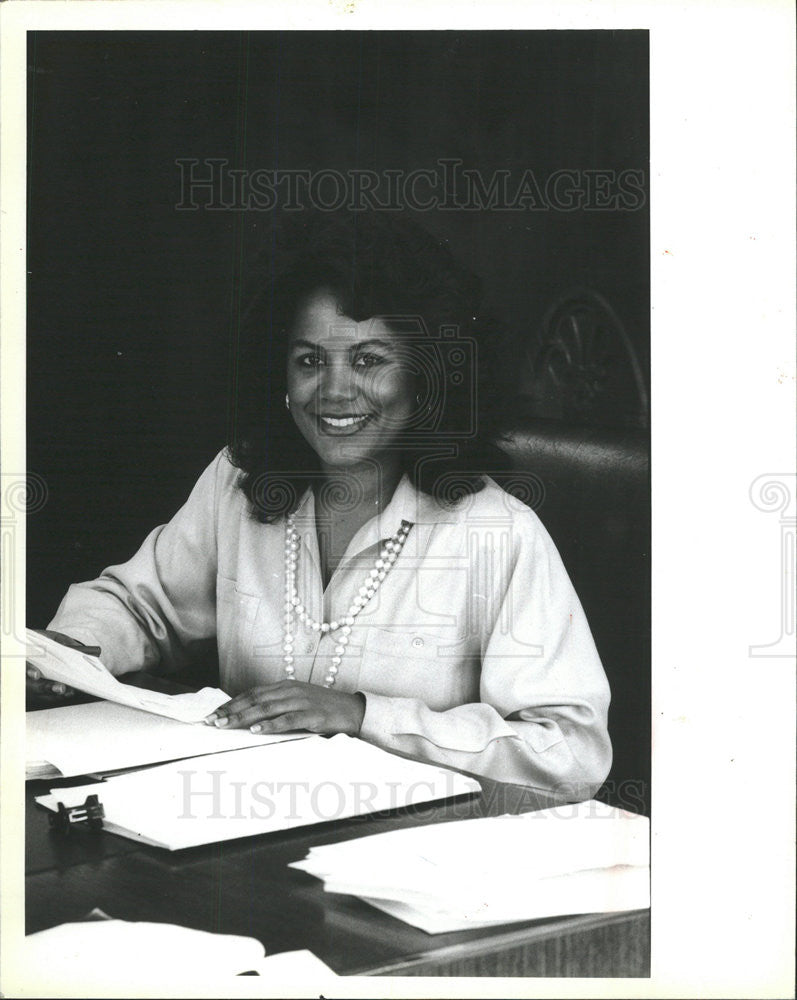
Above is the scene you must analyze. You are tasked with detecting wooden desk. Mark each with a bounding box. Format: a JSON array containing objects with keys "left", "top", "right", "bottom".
[{"left": 26, "top": 775, "right": 650, "bottom": 978}]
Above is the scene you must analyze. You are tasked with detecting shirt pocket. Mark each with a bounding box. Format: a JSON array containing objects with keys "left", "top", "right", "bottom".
[
  {"left": 215, "top": 576, "right": 261, "bottom": 669},
  {"left": 358, "top": 626, "right": 479, "bottom": 710}
]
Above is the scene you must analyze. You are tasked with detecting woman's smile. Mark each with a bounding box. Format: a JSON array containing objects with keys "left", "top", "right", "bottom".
[{"left": 315, "top": 412, "right": 375, "bottom": 433}]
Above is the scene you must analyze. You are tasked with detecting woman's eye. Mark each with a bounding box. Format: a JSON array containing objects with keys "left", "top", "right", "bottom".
[
  {"left": 297, "top": 353, "right": 324, "bottom": 367},
  {"left": 354, "top": 353, "right": 386, "bottom": 369}
]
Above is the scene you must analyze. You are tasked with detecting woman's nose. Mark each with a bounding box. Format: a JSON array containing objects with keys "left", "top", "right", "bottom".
[{"left": 319, "top": 361, "right": 356, "bottom": 402}]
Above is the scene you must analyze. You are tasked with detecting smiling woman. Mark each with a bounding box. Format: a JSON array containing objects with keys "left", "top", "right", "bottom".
[
  {"left": 41, "top": 209, "right": 612, "bottom": 798},
  {"left": 287, "top": 290, "right": 418, "bottom": 472},
  {"left": 230, "top": 210, "right": 502, "bottom": 519}
]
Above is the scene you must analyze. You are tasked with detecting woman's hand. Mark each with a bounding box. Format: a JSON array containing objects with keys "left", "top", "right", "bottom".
[
  {"left": 204, "top": 681, "right": 366, "bottom": 736},
  {"left": 26, "top": 663, "right": 75, "bottom": 705},
  {"left": 26, "top": 629, "right": 98, "bottom": 706}
]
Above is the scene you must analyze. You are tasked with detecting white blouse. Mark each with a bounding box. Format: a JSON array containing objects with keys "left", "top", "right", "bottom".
[{"left": 49, "top": 449, "right": 612, "bottom": 797}]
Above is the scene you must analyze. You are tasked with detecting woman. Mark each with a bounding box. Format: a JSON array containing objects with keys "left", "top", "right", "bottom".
[{"left": 31, "top": 210, "right": 611, "bottom": 798}]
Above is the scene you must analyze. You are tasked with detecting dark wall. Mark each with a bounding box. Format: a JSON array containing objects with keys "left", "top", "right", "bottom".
[{"left": 27, "top": 29, "right": 649, "bottom": 626}]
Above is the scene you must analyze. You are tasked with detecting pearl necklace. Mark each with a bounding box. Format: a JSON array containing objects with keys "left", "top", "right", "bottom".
[{"left": 283, "top": 516, "right": 413, "bottom": 687}]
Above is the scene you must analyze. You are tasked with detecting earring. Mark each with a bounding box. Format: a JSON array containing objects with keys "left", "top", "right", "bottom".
[{"left": 285, "top": 393, "right": 291, "bottom": 411}]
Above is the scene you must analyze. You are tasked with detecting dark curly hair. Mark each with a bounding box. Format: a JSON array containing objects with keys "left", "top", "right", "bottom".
[{"left": 227, "top": 209, "right": 510, "bottom": 522}]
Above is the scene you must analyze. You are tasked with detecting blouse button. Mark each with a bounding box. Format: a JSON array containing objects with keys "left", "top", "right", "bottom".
[{"left": 411, "top": 636, "right": 424, "bottom": 649}]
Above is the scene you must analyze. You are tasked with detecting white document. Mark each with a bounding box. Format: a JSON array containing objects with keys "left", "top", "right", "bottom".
[
  {"left": 35, "top": 734, "right": 480, "bottom": 849},
  {"left": 23, "top": 919, "right": 266, "bottom": 986},
  {"left": 25, "top": 628, "right": 229, "bottom": 723},
  {"left": 26, "top": 701, "right": 310, "bottom": 779},
  {"left": 23, "top": 919, "right": 337, "bottom": 992},
  {"left": 360, "top": 866, "right": 650, "bottom": 934},
  {"left": 290, "top": 800, "right": 650, "bottom": 933},
  {"left": 292, "top": 800, "right": 649, "bottom": 886}
]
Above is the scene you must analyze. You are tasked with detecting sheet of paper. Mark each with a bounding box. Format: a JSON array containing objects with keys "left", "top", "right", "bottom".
[
  {"left": 35, "top": 734, "right": 480, "bottom": 849},
  {"left": 27, "top": 701, "right": 310, "bottom": 778},
  {"left": 23, "top": 919, "right": 266, "bottom": 986},
  {"left": 359, "top": 865, "right": 651, "bottom": 934},
  {"left": 249, "top": 948, "right": 338, "bottom": 978},
  {"left": 25, "top": 628, "right": 230, "bottom": 722},
  {"left": 292, "top": 801, "right": 650, "bottom": 890}
]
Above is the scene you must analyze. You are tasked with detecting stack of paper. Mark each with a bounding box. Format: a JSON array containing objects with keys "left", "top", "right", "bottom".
[
  {"left": 22, "top": 919, "right": 338, "bottom": 988},
  {"left": 25, "top": 628, "right": 230, "bottom": 722},
  {"left": 290, "top": 800, "right": 650, "bottom": 933},
  {"left": 35, "top": 734, "right": 480, "bottom": 849},
  {"left": 27, "top": 701, "right": 309, "bottom": 779},
  {"left": 24, "top": 919, "right": 267, "bottom": 980}
]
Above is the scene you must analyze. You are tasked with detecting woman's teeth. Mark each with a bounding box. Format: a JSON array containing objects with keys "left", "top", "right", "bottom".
[{"left": 320, "top": 415, "right": 370, "bottom": 428}]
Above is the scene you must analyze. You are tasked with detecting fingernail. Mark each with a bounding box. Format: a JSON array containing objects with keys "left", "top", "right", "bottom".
[
  {"left": 27, "top": 667, "right": 40, "bottom": 680},
  {"left": 204, "top": 714, "right": 217, "bottom": 725},
  {"left": 215, "top": 717, "right": 229, "bottom": 728},
  {"left": 250, "top": 724, "right": 262, "bottom": 734},
  {"left": 53, "top": 684, "right": 65, "bottom": 694}
]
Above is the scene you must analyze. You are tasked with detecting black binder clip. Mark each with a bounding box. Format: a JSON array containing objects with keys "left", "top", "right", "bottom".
[{"left": 49, "top": 794, "right": 105, "bottom": 835}]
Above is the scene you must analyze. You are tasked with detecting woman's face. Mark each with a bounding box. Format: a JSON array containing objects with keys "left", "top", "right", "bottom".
[{"left": 286, "top": 289, "right": 418, "bottom": 471}]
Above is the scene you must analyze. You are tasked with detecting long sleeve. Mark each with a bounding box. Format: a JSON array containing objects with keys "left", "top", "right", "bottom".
[
  {"left": 47, "top": 451, "right": 229, "bottom": 677},
  {"left": 358, "top": 504, "right": 612, "bottom": 799}
]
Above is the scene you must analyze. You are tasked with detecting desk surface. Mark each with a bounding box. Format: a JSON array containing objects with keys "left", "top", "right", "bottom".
[
  {"left": 26, "top": 775, "right": 650, "bottom": 978},
  {"left": 26, "top": 679, "right": 648, "bottom": 979}
]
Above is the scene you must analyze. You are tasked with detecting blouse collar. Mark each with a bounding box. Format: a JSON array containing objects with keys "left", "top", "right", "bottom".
[{"left": 290, "top": 472, "right": 461, "bottom": 562}]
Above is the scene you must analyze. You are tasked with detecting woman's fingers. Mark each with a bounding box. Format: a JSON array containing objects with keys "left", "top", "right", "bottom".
[
  {"left": 219, "top": 698, "right": 304, "bottom": 730},
  {"left": 251, "top": 711, "right": 320, "bottom": 734},
  {"left": 26, "top": 666, "right": 75, "bottom": 702},
  {"left": 202, "top": 681, "right": 358, "bottom": 736},
  {"left": 31, "top": 683, "right": 75, "bottom": 698},
  {"left": 204, "top": 688, "right": 268, "bottom": 725},
  {"left": 27, "top": 664, "right": 73, "bottom": 693},
  {"left": 206, "top": 684, "right": 303, "bottom": 729}
]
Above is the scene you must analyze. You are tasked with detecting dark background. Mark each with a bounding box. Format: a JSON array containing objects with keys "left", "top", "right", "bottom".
[{"left": 27, "top": 29, "right": 649, "bottom": 676}]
